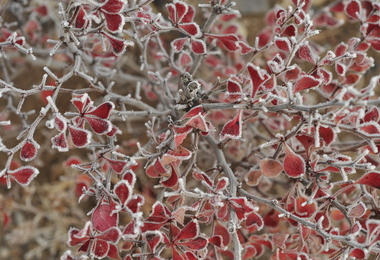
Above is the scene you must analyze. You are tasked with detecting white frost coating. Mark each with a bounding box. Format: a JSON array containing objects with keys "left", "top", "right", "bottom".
[
  {"left": 0, "top": 120, "right": 10, "bottom": 126},
  {"left": 261, "top": 106, "right": 268, "bottom": 113}
]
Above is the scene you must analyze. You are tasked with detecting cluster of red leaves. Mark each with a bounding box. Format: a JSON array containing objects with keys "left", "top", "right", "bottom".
[{"left": 4, "top": 0, "right": 380, "bottom": 259}]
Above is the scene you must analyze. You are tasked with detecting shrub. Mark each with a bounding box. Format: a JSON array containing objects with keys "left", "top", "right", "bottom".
[{"left": 2, "top": 0, "right": 380, "bottom": 259}]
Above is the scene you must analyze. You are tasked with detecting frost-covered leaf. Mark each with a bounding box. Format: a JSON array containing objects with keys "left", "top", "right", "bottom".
[
  {"left": 114, "top": 180, "right": 132, "bottom": 206},
  {"left": 274, "top": 36, "right": 292, "bottom": 52},
  {"left": 345, "top": 0, "right": 361, "bottom": 20},
  {"left": 86, "top": 102, "right": 114, "bottom": 119},
  {"left": 355, "top": 171, "right": 380, "bottom": 190},
  {"left": 20, "top": 139, "right": 39, "bottom": 162},
  {"left": 51, "top": 132, "right": 69, "bottom": 152},
  {"left": 293, "top": 75, "right": 320, "bottom": 93},
  {"left": 260, "top": 158, "right": 283, "bottom": 178},
  {"left": 68, "top": 125, "right": 92, "bottom": 148},
  {"left": 179, "top": 23, "right": 201, "bottom": 37},
  {"left": 247, "top": 63, "right": 269, "bottom": 97},
  {"left": 298, "top": 43, "right": 317, "bottom": 64},
  {"left": 172, "top": 37, "right": 188, "bottom": 52},
  {"left": 191, "top": 38, "right": 206, "bottom": 54},
  {"left": 102, "top": 31, "right": 133, "bottom": 56},
  {"left": 92, "top": 200, "right": 118, "bottom": 232},
  {"left": 283, "top": 143, "right": 305, "bottom": 178},
  {"left": 220, "top": 111, "right": 242, "bottom": 141},
  {"left": 8, "top": 166, "right": 39, "bottom": 186},
  {"left": 205, "top": 33, "right": 239, "bottom": 51}
]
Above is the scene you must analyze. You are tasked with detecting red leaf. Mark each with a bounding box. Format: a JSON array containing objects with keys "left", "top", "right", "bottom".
[
  {"left": 294, "top": 196, "right": 316, "bottom": 217},
  {"left": 273, "top": 233, "right": 289, "bottom": 248},
  {"left": 179, "top": 52, "right": 192, "bottom": 67},
  {"left": 186, "top": 114, "right": 209, "bottom": 132},
  {"left": 101, "top": 0, "right": 124, "bottom": 13},
  {"left": 176, "top": 236, "right": 208, "bottom": 250},
  {"left": 20, "top": 139, "right": 39, "bottom": 162},
  {"left": 238, "top": 41, "right": 254, "bottom": 54},
  {"left": 359, "top": 122, "right": 380, "bottom": 134},
  {"left": 191, "top": 38, "right": 206, "bottom": 54},
  {"left": 208, "top": 235, "right": 224, "bottom": 248},
  {"left": 247, "top": 63, "right": 269, "bottom": 97},
  {"left": 176, "top": 220, "right": 199, "bottom": 240},
  {"left": 260, "top": 158, "right": 283, "bottom": 178},
  {"left": 104, "top": 157, "right": 127, "bottom": 174},
  {"left": 144, "top": 231, "right": 163, "bottom": 253},
  {"left": 8, "top": 166, "right": 39, "bottom": 186},
  {"left": 345, "top": 0, "right": 361, "bottom": 20},
  {"left": 214, "top": 177, "right": 229, "bottom": 192},
  {"left": 75, "top": 6, "right": 89, "bottom": 29},
  {"left": 172, "top": 37, "right": 187, "bottom": 52},
  {"left": 102, "top": 31, "right": 132, "bottom": 56},
  {"left": 106, "top": 124, "right": 121, "bottom": 137},
  {"left": 244, "top": 170, "right": 262, "bottom": 186},
  {"left": 68, "top": 222, "right": 92, "bottom": 246},
  {"left": 229, "top": 197, "right": 255, "bottom": 220},
  {"left": 71, "top": 93, "right": 92, "bottom": 113},
  {"left": 348, "top": 202, "right": 366, "bottom": 218},
  {"left": 366, "top": 26, "right": 380, "bottom": 51},
  {"left": 298, "top": 43, "right": 317, "bottom": 64},
  {"left": 368, "top": 14, "right": 380, "bottom": 23},
  {"left": 274, "top": 37, "right": 291, "bottom": 52},
  {"left": 114, "top": 180, "right": 132, "bottom": 206},
  {"left": 173, "top": 125, "right": 192, "bottom": 147},
  {"left": 182, "top": 105, "right": 205, "bottom": 118},
  {"left": 181, "top": 5, "right": 195, "bottom": 23},
  {"left": 92, "top": 239, "right": 109, "bottom": 258},
  {"left": 349, "top": 248, "right": 366, "bottom": 259},
  {"left": 318, "top": 126, "right": 335, "bottom": 145},
  {"left": 245, "top": 211, "right": 264, "bottom": 229},
  {"left": 174, "top": 1, "right": 188, "bottom": 23},
  {"left": 147, "top": 158, "right": 168, "bottom": 178},
  {"left": 178, "top": 23, "right": 200, "bottom": 37},
  {"left": 364, "top": 107, "right": 380, "bottom": 122},
  {"left": 96, "top": 227, "right": 121, "bottom": 244},
  {"left": 161, "top": 165, "right": 179, "bottom": 187},
  {"left": 192, "top": 170, "right": 213, "bottom": 187},
  {"left": 283, "top": 143, "right": 305, "bottom": 178},
  {"left": 166, "top": 3, "right": 176, "bottom": 23},
  {"left": 126, "top": 194, "right": 144, "bottom": 214},
  {"left": 104, "top": 13, "right": 124, "bottom": 33},
  {"left": 51, "top": 132, "right": 69, "bottom": 152},
  {"left": 242, "top": 245, "right": 257, "bottom": 259},
  {"left": 284, "top": 65, "right": 301, "bottom": 81},
  {"left": 86, "top": 102, "right": 114, "bottom": 119},
  {"left": 205, "top": 33, "right": 239, "bottom": 51},
  {"left": 317, "top": 68, "right": 332, "bottom": 84},
  {"left": 107, "top": 243, "right": 121, "bottom": 260},
  {"left": 293, "top": 75, "right": 320, "bottom": 93},
  {"left": 335, "top": 62, "right": 346, "bottom": 75},
  {"left": 214, "top": 222, "right": 230, "bottom": 247},
  {"left": 296, "top": 134, "right": 316, "bottom": 157},
  {"left": 282, "top": 24, "right": 297, "bottom": 37},
  {"left": 355, "top": 171, "right": 380, "bottom": 189},
  {"left": 54, "top": 114, "right": 67, "bottom": 131},
  {"left": 86, "top": 116, "right": 112, "bottom": 134},
  {"left": 257, "top": 28, "right": 272, "bottom": 48},
  {"left": 220, "top": 111, "right": 242, "bottom": 141},
  {"left": 92, "top": 201, "right": 118, "bottom": 232},
  {"left": 226, "top": 78, "right": 244, "bottom": 101},
  {"left": 68, "top": 125, "right": 91, "bottom": 148},
  {"left": 167, "top": 146, "right": 192, "bottom": 160},
  {"left": 217, "top": 202, "right": 229, "bottom": 221}
]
